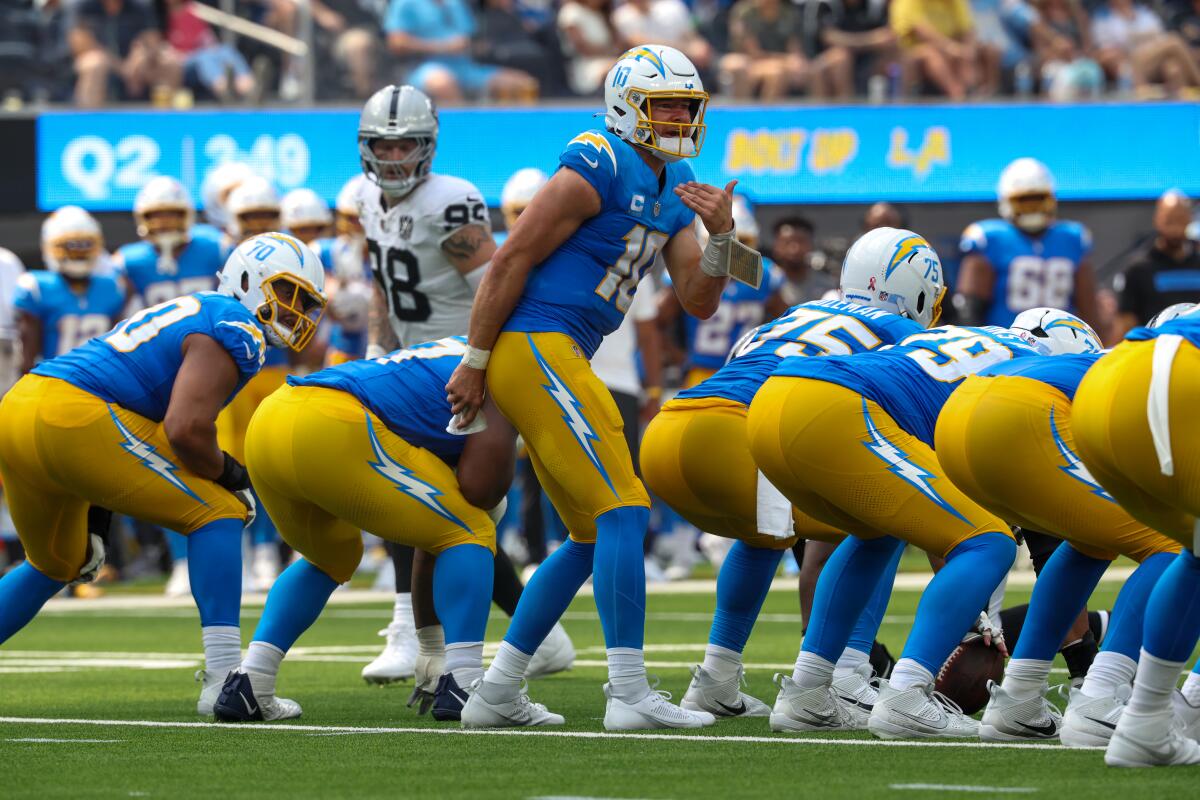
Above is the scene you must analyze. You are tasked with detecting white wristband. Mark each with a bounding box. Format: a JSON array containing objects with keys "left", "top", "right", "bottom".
[
  {"left": 700, "top": 226, "right": 736, "bottom": 278},
  {"left": 462, "top": 346, "right": 490, "bottom": 370}
]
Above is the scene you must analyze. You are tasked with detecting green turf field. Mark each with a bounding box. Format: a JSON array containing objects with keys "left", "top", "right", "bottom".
[{"left": 1, "top": 578, "right": 1194, "bottom": 799}]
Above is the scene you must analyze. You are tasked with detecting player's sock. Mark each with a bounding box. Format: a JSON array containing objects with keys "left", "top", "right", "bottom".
[
  {"left": 701, "top": 644, "right": 743, "bottom": 684},
  {"left": 433, "top": 543, "right": 492, "bottom": 686},
  {"left": 166, "top": 530, "right": 188, "bottom": 562},
  {"left": 1060, "top": 632, "right": 1099, "bottom": 684},
  {"left": 834, "top": 647, "right": 870, "bottom": 678},
  {"left": 1079, "top": 651, "right": 1136, "bottom": 700},
  {"left": 241, "top": 641, "right": 285, "bottom": 695},
  {"left": 708, "top": 541, "right": 783, "bottom": 655},
  {"left": 188, "top": 518, "right": 245, "bottom": 673},
  {"left": 888, "top": 659, "right": 934, "bottom": 692},
  {"left": 593, "top": 506, "right": 652, "bottom": 700},
  {"left": 606, "top": 647, "right": 650, "bottom": 702},
  {"left": 791, "top": 652, "right": 835, "bottom": 689},
  {"left": 253, "top": 559, "right": 340, "bottom": 652},
  {"left": 479, "top": 642, "right": 533, "bottom": 701},
  {"left": 1128, "top": 549, "right": 1200, "bottom": 716},
  {"left": 1010, "top": 543, "right": 1109, "bottom": 663},
  {"left": 1181, "top": 666, "right": 1200, "bottom": 705},
  {"left": 491, "top": 546, "right": 524, "bottom": 617},
  {"left": 1097, "top": 550, "right": 1175, "bottom": 662},
  {"left": 0, "top": 562, "right": 66, "bottom": 644},
  {"left": 388, "top": 541, "right": 415, "bottom": 593},
  {"left": 504, "top": 538, "right": 594, "bottom": 655},
  {"left": 801, "top": 535, "right": 902, "bottom": 665},
  {"left": 391, "top": 592, "right": 414, "bottom": 629},
  {"left": 842, "top": 536, "right": 905, "bottom": 669},
  {"left": 899, "top": 532, "right": 1016, "bottom": 676},
  {"left": 1000, "top": 658, "right": 1054, "bottom": 700}
]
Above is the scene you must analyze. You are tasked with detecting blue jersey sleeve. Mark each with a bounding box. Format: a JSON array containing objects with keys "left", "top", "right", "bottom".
[
  {"left": 559, "top": 131, "right": 619, "bottom": 202},
  {"left": 765, "top": 262, "right": 785, "bottom": 294},
  {"left": 12, "top": 272, "right": 44, "bottom": 315},
  {"left": 211, "top": 309, "right": 267, "bottom": 377},
  {"left": 960, "top": 221, "right": 993, "bottom": 256}
]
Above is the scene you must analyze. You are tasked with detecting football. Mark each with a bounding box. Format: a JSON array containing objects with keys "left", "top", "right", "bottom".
[{"left": 935, "top": 634, "right": 1006, "bottom": 714}]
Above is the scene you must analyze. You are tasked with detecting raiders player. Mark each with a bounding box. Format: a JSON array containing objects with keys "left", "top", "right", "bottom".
[{"left": 355, "top": 85, "right": 574, "bottom": 696}]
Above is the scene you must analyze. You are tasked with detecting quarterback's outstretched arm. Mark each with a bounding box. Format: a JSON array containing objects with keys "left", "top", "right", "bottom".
[{"left": 446, "top": 168, "right": 601, "bottom": 424}]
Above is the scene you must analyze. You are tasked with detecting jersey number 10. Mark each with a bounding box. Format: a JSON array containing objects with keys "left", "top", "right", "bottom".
[{"left": 595, "top": 224, "right": 669, "bottom": 314}]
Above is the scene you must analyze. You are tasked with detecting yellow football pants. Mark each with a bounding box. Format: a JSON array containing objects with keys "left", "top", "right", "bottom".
[
  {"left": 488, "top": 331, "right": 649, "bottom": 542},
  {"left": 747, "top": 376, "right": 1011, "bottom": 558},
  {"left": 245, "top": 385, "right": 494, "bottom": 584},
  {"left": 640, "top": 397, "right": 843, "bottom": 550},
  {"left": 1073, "top": 339, "right": 1200, "bottom": 547},
  {"left": 216, "top": 365, "right": 289, "bottom": 463},
  {"left": 938, "top": 375, "right": 1179, "bottom": 562},
  {"left": 0, "top": 375, "right": 246, "bottom": 582},
  {"left": 682, "top": 367, "right": 717, "bottom": 390}
]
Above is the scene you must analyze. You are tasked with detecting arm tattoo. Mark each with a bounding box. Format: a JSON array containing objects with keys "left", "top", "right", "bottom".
[
  {"left": 368, "top": 281, "right": 400, "bottom": 350},
  {"left": 441, "top": 225, "right": 488, "bottom": 262}
]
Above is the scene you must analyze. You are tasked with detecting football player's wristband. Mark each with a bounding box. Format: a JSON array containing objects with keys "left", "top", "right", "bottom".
[
  {"left": 216, "top": 451, "right": 252, "bottom": 492},
  {"left": 700, "top": 227, "right": 736, "bottom": 278},
  {"left": 462, "top": 346, "right": 490, "bottom": 370}
]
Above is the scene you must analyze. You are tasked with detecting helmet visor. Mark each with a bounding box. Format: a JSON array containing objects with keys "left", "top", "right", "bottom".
[
  {"left": 630, "top": 89, "right": 709, "bottom": 159},
  {"left": 259, "top": 273, "right": 326, "bottom": 352}
]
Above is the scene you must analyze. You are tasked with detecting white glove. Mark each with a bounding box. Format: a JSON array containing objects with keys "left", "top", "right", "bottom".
[
  {"left": 234, "top": 488, "right": 257, "bottom": 529},
  {"left": 487, "top": 496, "right": 508, "bottom": 527},
  {"left": 407, "top": 625, "right": 446, "bottom": 715},
  {"left": 71, "top": 533, "right": 107, "bottom": 586},
  {"left": 969, "top": 610, "right": 1007, "bottom": 656}
]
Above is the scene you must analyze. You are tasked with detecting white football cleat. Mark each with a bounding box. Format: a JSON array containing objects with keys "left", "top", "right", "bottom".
[
  {"left": 868, "top": 680, "right": 979, "bottom": 739},
  {"left": 831, "top": 663, "right": 881, "bottom": 730},
  {"left": 460, "top": 681, "right": 565, "bottom": 728},
  {"left": 979, "top": 681, "right": 1062, "bottom": 742},
  {"left": 212, "top": 670, "right": 302, "bottom": 722},
  {"left": 681, "top": 664, "right": 771, "bottom": 718},
  {"left": 526, "top": 622, "right": 575, "bottom": 679},
  {"left": 165, "top": 560, "right": 191, "bottom": 598},
  {"left": 1106, "top": 709, "right": 1200, "bottom": 767},
  {"left": 1061, "top": 686, "right": 1126, "bottom": 748},
  {"left": 362, "top": 622, "right": 417, "bottom": 684},
  {"left": 1172, "top": 690, "right": 1200, "bottom": 742},
  {"left": 603, "top": 682, "right": 716, "bottom": 730},
  {"left": 196, "top": 669, "right": 225, "bottom": 716},
  {"left": 769, "top": 673, "right": 848, "bottom": 732}
]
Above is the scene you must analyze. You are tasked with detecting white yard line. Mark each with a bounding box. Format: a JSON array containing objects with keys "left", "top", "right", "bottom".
[
  {"left": 0, "top": 717, "right": 1100, "bottom": 751},
  {"left": 890, "top": 784, "right": 1039, "bottom": 794},
  {"left": 7, "top": 737, "right": 124, "bottom": 743}
]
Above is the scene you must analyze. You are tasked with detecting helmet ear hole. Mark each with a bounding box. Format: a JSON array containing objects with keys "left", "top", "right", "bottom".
[
  {"left": 916, "top": 293, "right": 926, "bottom": 314},
  {"left": 241, "top": 272, "right": 250, "bottom": 293}
]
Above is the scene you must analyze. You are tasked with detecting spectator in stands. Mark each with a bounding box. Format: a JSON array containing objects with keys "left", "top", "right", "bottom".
[
  {"left": 971, "top": 0, "right": 1035, "bottom": 86},
  {"left": 0, "top": 0, "right": 73, "bottom": 102},
  {"left": 889, "top": 0, "right": 998, "bottom": 99},
  {"left": 611, "top": 0, "right": 713, "bottom": 74},
  {"left": 771, "top": 216, "right": 837, "bottom": 303},
  {"left": 476, "top": 0, "right": 569, "bottom": 96},
  {"left": 270, "top": 0, "right": 386, "bottom": 99},
  {"left": 1091, "top": 0, "right": 1200, "bottom": 94},
  {"left": 1173, "top": 0, "right": 1200, "bottom": 59},
  {"left": 163, "top": 0, "right": 257, "bottom": 102},
  {"left": 720, "top": 0, "right": 814, "bottom": 99},
  {"left": 1030, "top": 0, "right": 1104, "bottom": 99},
  {"left": 67, "top": 0, "right": 182, "bottom": 107},
  {"left": 386, "top": 0, "right": 538, "bottom": 101},
  {"left": 816, "top": 0, "right": 900, "bottom": 98},
  {"left": 1113, "top": 190, "right": 1200, "bottom": 337},
  {"left": 556, "top": 0, "right": 622, "bottom": 95}
]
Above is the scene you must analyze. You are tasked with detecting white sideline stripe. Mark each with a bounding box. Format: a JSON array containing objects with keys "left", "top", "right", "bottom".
[
  {"left": 530, "top": 796, "right": 663, "bottom": 800},
  {"left": 0, "top": 717, "right": 1100, "bottom": 751},
  {"left": 36, "top": 566, "right": 1137, "bottom": 613},
  {"left": 890, "top": 784, "right": 1038, "bottom": 794},
  {"left": 7, "top": 737, "right": 124, "bottom": 743}
]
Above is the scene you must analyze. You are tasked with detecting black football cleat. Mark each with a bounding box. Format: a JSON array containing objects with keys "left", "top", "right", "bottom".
[
  {"left": 213, "top": 670, "right": 302, "bottom": 722},
  {"left": 431, "top": 673, "right": 470, "bottom": 722}
]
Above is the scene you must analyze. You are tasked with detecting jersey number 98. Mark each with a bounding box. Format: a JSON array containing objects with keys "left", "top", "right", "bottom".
[{"left": 368, "top": 240, "right": 431, "bottom": 323}]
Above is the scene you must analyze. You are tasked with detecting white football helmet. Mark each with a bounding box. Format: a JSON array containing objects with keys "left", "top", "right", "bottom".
[
  {"left": 1147, "top": 302, "right": 1198, "bottom": 328},
  {"left": 998, "top": 158, "right": 1057, "bottom": 234},
  {"left": 501, "top": 168, "right": 548, "bottom": 230},
  {"left": 604, "top": 45, "right": 708, "bottom": 163},
  {"left": 280, "top": 188, "right": 333, "bottom": 244},
  {"left": 358, "top": 84, "right": 437, "bottom": 197},
  {"left": 134, "top": 176, "right": 194, "bottom": 252},
  {"left": 201, "top": 162, "right": 255, "bottom": 230},
  {"left": 227, "top": 177, "right": 281, "bottom": 242},
  {"left": 839, "top": 227, "right": 946, "bottom": 328},
  {"left": 217, "top": 232, "right": 327, "bottom": 352},
  {"left": 335, "top": 175, "right": 366, "bottom": 239},
  {"left": 1010, "top": 307, "right": 1101, "bottom": 355},
  {"left": 42, "top": 206, "right": 104, "bottom": 279}
]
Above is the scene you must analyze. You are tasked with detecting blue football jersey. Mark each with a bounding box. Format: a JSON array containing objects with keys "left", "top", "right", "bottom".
[
  {"left": 290, "top": 336, "right": 467, "bottom": 462},
  {"left": 13, "top": 271, "right": 126, "bottom": 359},
  {"left": 116, "top": 225, "right": 224, "bottom": 307},
  {"left": 678, "top": 299, "right": 923, "bottom": 406},
  {"left": 959, "top": 219, "right": 1092, "bottom": 327},
  {"left": 976, "top": 352, "right": 1102, "bottom": 401},
  {"left": 503, "top": 129, "right": 696, "bottom": 358},
  {"left": 666, "top": 261, "right": 785, "bottom": 371},
  {"left": 312, "top": 236, "right": 369, "bottom": 359},
  {"left": 776, "top": 325, "right": 1047, "bottom": 446},
  {"left": 34, "top": 292, "right": 266, "bottom": 422},
  {"left": 1126, "top": 306, "right": 1200, "bottom": 348}
]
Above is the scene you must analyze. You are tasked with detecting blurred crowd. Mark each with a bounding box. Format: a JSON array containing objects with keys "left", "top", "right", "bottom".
[{"left": 4, "top": 0, "right": 1200, "bottom": 106}]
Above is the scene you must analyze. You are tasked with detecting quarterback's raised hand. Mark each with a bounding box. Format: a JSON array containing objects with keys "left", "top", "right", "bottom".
[{"left": 674, "top": 179, "right": 737, "bottom": 236}]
